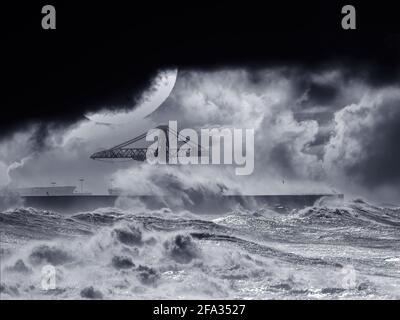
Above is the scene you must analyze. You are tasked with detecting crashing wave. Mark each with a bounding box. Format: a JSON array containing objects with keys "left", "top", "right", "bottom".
[{"left": 1, "top": 198, "right": 399, "bottom": 299}]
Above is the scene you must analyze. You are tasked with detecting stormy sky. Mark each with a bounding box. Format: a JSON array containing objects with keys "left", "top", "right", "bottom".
[{"left": 1, "top": 2, "right": 400, "bottom": 203}]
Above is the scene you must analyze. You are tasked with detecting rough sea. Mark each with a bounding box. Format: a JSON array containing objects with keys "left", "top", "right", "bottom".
[{"left": 1, "top": 197, "right": 399, "bottom": 300}]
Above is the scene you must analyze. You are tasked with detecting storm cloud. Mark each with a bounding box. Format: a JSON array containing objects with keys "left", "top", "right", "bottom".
[
  {"left": 3, "top": 2, "right": 399, "bottom": 139},
  {"left": 118, "top": 69, "right": 400, "bottom": 202},
  {"left": 2, "top": 2, "right": 400, "bottom": 203},
  {"left": 1, "top": 67, "right": 400, "bottom": 203},
  {"left": 324, "top": 87, "right": 400, "bottom": 200}
]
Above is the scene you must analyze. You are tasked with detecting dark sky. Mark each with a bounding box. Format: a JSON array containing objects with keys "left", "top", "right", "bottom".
[{"left": 3, "top": 1, "right": 400, "bottom": 138}]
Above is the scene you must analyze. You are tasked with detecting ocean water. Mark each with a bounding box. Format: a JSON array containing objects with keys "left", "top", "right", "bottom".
[{"left": 1, "top": 197, "right": 399, "bottom": 300}]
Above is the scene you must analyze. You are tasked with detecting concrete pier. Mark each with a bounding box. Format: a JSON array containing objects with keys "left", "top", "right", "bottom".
[{"left": 1, "top": 194, "right": 344, "bottom": 214}]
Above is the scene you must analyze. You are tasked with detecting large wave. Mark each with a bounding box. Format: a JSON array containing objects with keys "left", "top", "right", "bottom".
[{"left": 1, "top": 198, "right": 399, "bottom": 299}]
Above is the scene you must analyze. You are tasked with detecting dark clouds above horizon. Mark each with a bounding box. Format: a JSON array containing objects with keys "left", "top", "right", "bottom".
[
  {"left": 3, "top": 1, "right": 400, "bottom": 138},
  {"left": 1, "top": 67, "right": 400, "bottom": 202},
  {"left": 2, "top": 1, "right": 400, "bottom": 202}
]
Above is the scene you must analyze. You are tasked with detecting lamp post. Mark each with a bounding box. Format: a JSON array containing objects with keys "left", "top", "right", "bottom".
[{"left": 79, "top": 178, "right": 84, "bottom": 194}]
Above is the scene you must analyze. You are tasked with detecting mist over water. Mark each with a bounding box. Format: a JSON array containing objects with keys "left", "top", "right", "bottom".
[{"left": 1, "top": 196, "right": 399, "bottom": 300}]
